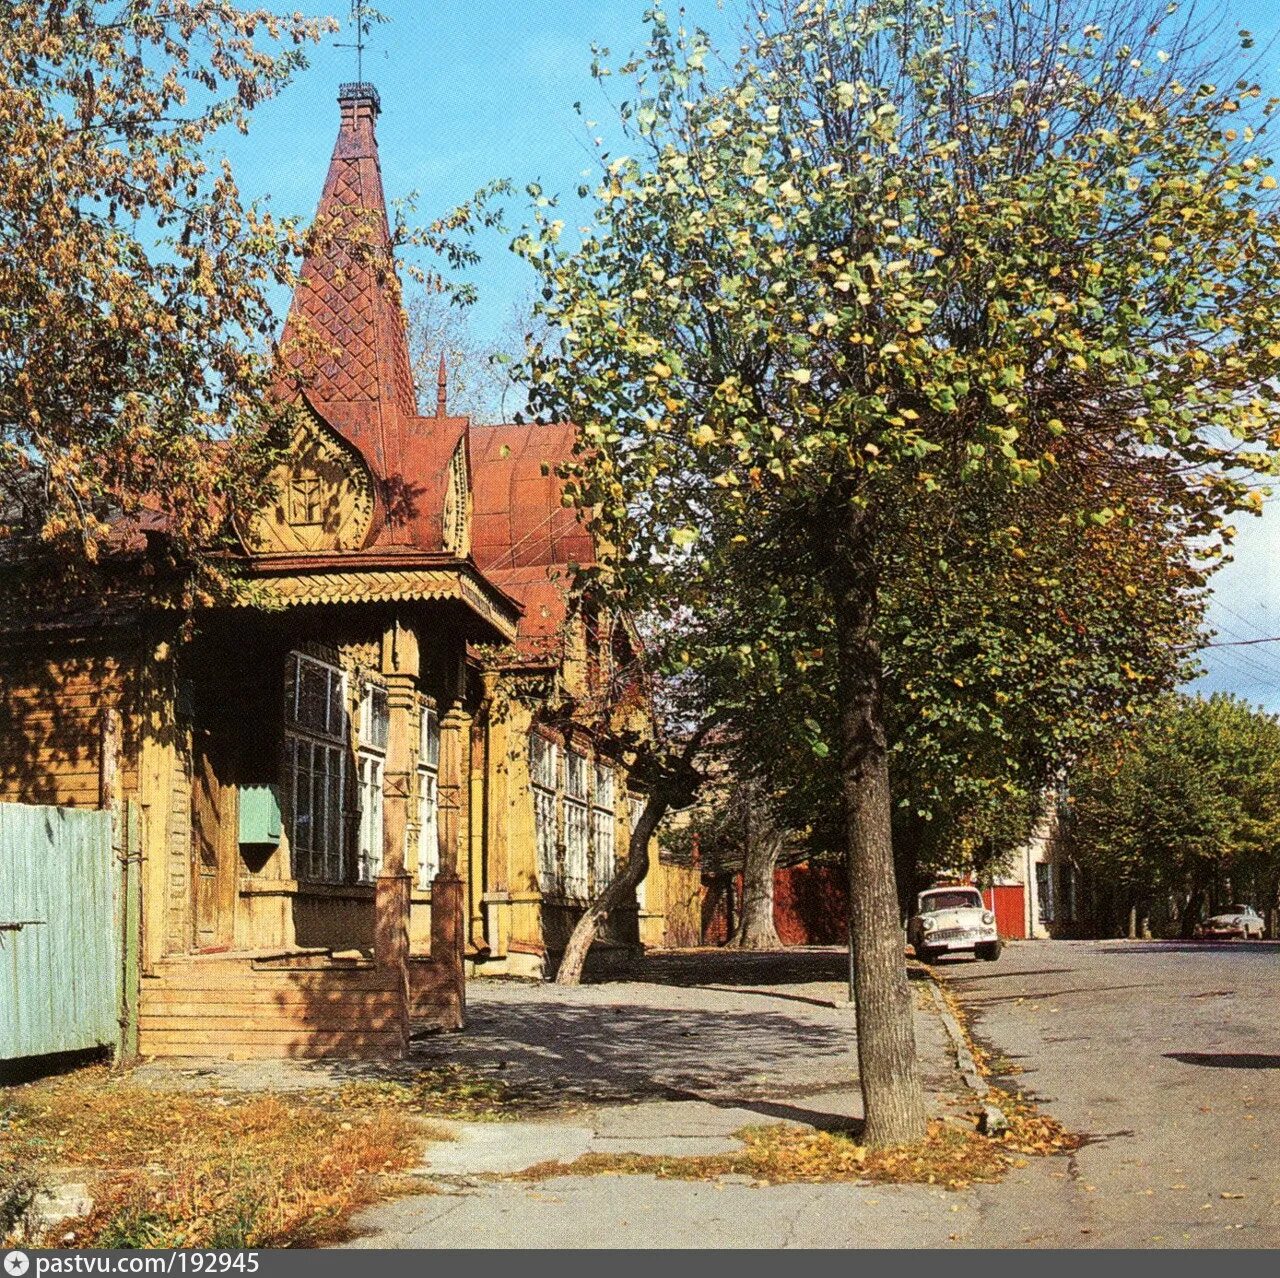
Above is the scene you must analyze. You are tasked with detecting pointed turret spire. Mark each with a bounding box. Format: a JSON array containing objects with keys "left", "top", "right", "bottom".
[
  {"left": 278, "top": 81, "right": 417, "bottom": 486},
  {"left": 436, "top": 352, "right": 448, "bottom": 419}
]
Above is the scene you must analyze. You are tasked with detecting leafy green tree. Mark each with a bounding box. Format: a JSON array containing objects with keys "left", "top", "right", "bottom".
[
  {"left": 519, "top": 0, "right": 1280, "bottom": 1144},
  {"left": 1070, "top": 694, "right": 1280, "bottom": 935}
]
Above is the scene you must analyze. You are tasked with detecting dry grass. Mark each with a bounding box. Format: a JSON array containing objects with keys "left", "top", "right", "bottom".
[
  {"left": 0, "top": 1066, "right": 456, "bottom": 1248},
  {"left": 519, "top": 1096, "right": 1079, "bottom": 1191},
  {"left": 305, "top": 1064, "right": 512, "bottom": 1121}
]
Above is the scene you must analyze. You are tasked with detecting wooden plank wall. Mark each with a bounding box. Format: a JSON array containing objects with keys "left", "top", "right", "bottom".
[
  {"left": 139, "top": 956, "right": 406, "bottom": 1058},
  {"left": 0, "top": 647, "right": 137, "bottom": 809}
]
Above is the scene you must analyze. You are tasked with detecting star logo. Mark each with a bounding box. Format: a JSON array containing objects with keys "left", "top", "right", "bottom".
[{"left": 3, "top": 1253, "right": 30, "bottom": 1277}]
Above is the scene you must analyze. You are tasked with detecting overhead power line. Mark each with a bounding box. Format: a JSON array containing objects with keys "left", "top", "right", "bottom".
[{"left": 1204, "top": 635, "right": 1280, "bottom": 648}]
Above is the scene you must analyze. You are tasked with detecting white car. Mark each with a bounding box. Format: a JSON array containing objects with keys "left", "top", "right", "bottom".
[
  {"left": 909, "top": 886, "right": 1002, "bottom": 964},
  {"left": 1195, "top": 904, "right": 1265, "bottom": 940}
]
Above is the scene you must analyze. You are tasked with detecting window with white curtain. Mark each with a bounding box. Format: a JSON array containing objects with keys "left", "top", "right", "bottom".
[
  {"left": 418, "top": 705, "right": 441, "bottom": 888},
  {"left": 564, "top": 748, "right": 589, "bottom": 898},
  {"left": 356, "top": 684, "right": 388, "bottom": 882},
  {"left": 591, "top": 761, "right": 616, "bottom": 896},
  {"left": 530, "top": 734, "right": 559, "bottom": 892},
  {"left": 285, "top": 652, "right": 348, "bottom": 883}
]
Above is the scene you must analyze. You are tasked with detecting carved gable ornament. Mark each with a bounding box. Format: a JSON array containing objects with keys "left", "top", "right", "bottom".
[
  {"left": 238, "top": 402, "right": 375, "bottom": 554},
  {"left": 442, "top": 435, "right": 472, "bottom": 558}
]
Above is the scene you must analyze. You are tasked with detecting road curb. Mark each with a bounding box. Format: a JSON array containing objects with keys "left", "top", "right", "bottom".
[{"left": 926, "top": 978, "right": 987, "bottom": 1096}]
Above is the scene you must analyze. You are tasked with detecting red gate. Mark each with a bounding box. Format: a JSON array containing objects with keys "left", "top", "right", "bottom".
[{"left": 984, "top": 885, "right": 1027, "bottom": 939}]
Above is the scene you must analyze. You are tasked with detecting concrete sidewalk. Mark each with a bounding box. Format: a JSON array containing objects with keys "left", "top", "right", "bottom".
[{"left": 338, "top": 951, "right": 986, "bottom": 1247}]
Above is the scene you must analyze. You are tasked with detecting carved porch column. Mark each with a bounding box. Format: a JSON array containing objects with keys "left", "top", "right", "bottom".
[{"left": 375, "top": 619, "right": 417, "bottom": 989}]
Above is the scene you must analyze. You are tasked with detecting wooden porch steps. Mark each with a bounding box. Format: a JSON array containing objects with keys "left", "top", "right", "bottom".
[{"left": 138, "top": 954, "right": 407, "bottom": 1059}]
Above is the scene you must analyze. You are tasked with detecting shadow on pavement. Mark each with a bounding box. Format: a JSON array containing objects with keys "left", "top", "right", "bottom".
[
  {"left": 1104, "top": 940, "right": 1279, "bottom": 955},
  {"left": 413, "top": 998, "right": 851, "bottom": 1109},
  {"left": 959, "top": 982, "right": 1155, "bottom": 1005},
  {"left": 947, "top": 967, "right": 1074, "bottom": 984},
  {"left": 619, "top": 948, "right": 850, "bottom": 987},
  {"left": 662, "top": 1084, "right": 864, "bottom": 1135},
  {"left": 1165, "top": 1051, "right": 1280, "bottom": 1070}
]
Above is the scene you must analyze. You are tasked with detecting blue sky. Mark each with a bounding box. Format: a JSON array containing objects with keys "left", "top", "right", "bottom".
[{"left": 220, "top": 0, "right": 1280, "bottom": 710}]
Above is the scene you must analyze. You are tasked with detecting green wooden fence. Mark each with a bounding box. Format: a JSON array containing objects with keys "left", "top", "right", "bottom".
[{"left": 1, "top": 802, "right": 119, "bottom": 1061}]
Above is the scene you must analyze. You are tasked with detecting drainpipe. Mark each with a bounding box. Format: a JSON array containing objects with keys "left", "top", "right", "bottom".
[{"left": 467, "top": 673, "right": 498, "bottom": 958}]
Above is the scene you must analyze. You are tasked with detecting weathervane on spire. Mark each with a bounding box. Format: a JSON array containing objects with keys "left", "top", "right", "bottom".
[{"left": 335, "top": 0, "right": 381, "bottom": 86}]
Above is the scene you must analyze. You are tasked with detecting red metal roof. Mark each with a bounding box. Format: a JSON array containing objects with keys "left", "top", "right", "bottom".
[
  {"left": 470, "top": 422, "right": 595, "bottom": 572},
  {"left": 389, "top": 415, "right": 468, "bottom": 553},
  {"left": 268, "top": 88, "right": 595, "bottom": 658},
  {"left": 483, "top": 564, "right": 574, "bottom": 661},
  {"left": 277, "top": 84, "right": 417, "bottom": 503}
]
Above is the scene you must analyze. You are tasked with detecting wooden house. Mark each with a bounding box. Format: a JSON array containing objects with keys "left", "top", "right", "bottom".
[
  {"left": 462, "top": 422, "right": 661, "bottom": 978},
  {"left": 0, "top": 81, "right": 674, "bottom": 1059}
]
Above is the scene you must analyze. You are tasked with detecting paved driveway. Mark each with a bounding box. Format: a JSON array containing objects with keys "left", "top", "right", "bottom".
[{"left": 946, "top": 938, "right": 1280, "bottom": 1247}]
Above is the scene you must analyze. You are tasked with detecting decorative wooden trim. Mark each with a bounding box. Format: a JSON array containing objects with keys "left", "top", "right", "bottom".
[
  {"left": 442, "top": 436, "right": 472, "bottom": 559},
  {"left": 235, "top": 401, "right": 376, "bottom": 555},
  {"left": 229, "top": 567, "right": 519, "bottom": 640}
]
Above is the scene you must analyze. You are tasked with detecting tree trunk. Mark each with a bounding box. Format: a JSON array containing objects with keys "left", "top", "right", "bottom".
[
  {"left": 832, "top": 512, "right": 928, "bottom": 1148},
  {"left": 555, "top": 737, "right": 707, "bottom": 986},
  {"left": 1180, "top": 880, "right": 1206, "bottom": 939},
  {"left": 555, "top": 789, "right": 667, "bottom": 985},
  {"left": 730, "top": 822, "right": 783, "bottom": 950}
]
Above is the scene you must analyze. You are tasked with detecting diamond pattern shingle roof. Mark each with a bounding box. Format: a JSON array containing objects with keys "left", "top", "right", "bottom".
[{"left": 278, "top": 84, "right": 417, "bottom": 491}]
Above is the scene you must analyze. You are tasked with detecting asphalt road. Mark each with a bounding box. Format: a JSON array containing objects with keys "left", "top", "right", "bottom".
[{"left": 947, "top": 938, "right": 1280, "bottom": 1247}]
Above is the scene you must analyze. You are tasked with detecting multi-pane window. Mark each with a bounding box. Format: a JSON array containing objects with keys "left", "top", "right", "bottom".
[
  {"left": 564, "top": 748, "right": 589, "bottom": 898},
  {"left": 356, "top": 685, "right": 389, "bottom": 882},
  {"left": 285, "top": 653, "right": 347, "bottom": 883},
  {"left": 591, "top": 762, "right": 616, "bottom": 896},
  {"left": 418, "top": 705, "right": 441, "bottom": 888},
  {"left": 530, "top": 734, "right": 559, "bottom": 892}
]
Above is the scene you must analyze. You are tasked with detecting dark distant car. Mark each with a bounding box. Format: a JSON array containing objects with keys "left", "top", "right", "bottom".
[
  {"left": 1196, "top": 905, "right": 1265, "bottom": 940},
  {"left": 908, "top": 886, "right": 1002, "bottom": 964}
]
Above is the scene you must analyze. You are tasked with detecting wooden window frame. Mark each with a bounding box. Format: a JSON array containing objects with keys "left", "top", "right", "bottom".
[
  {"left": 564, "top": 747, "right": 589, "bottom": 899},
  {"left": 530, "top": 734, "right": 560, "bottom": 893},
  {"left": 591, "top": 761, "right": 616, "bottom": 897},
  {"left": 284, "top": 652, "right": 348, "bottom": 884},
  {"left": 356, "top": 683, "right": 389, "bottom": 883},
  {"left": 417, "top": 704, "right": 441, "bottom": 889}
]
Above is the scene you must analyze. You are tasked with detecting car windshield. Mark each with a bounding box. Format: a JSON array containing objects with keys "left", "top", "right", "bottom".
[
  {"left": 922, "top": 890, "right": 982, "bottom": 912},
  {"left": 1219, "top": 906, "right": 1251, "bottom": 916}
]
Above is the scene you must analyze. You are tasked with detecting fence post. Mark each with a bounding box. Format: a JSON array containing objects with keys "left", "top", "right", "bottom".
[{"left": 118, "top": 799, "right": 142, "bottom": 1063}]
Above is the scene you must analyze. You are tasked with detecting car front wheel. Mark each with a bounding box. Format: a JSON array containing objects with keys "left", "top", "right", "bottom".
[
  {"left": 977, "top": 940, "right": 1002, "bottom": 962},
  {"left": 917, "top": 945, "right": 938, "bottom": 965}
]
